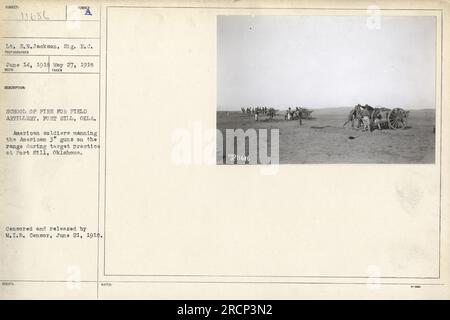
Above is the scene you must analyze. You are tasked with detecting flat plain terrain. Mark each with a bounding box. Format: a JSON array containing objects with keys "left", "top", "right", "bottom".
[{"left": 217, "top": 108, "right": 436, "bottom": 164}]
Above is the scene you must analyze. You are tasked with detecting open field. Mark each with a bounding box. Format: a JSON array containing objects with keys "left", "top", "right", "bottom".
[{"left": 217, "top": 108, "right": 436, "bottom": 164}]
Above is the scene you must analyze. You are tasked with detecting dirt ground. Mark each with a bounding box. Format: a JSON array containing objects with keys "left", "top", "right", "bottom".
[{"left": 216, "top": 108, "right": 435, "bottom": 164}]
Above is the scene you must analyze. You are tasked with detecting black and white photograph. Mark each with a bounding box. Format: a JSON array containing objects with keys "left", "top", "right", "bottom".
[{"left": 217, "top": 15, "right": 437, "bottom": 164}]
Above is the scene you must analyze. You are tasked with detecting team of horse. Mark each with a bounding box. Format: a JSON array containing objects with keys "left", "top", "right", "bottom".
[
  {"left": 241, "top": 106, "right": 277, "bottom": 119},
  {"left": 284, "top": 107, "right": 313, "bottom": 121}
]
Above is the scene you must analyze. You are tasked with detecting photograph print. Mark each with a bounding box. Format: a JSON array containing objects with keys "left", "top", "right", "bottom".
[{"left": 216, "top": 15, "right": 437, "bottom": 164}]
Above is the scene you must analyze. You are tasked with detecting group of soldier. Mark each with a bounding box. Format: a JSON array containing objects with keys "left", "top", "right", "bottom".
[
  {"left": 343, "top": 104, "right": 382, "bottom": 132},
  {"left": 241, "top": 106, "right": 277, "bottom": 121},
  {"left": 240, "top": 103, "right": 390, "bottom": 131},
  {"left": 241, "top": 106, "right": 310, "bottom": 125}
]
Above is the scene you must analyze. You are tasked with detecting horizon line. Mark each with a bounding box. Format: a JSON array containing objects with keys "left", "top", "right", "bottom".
[{"left": 217, "top": 106, "right": 436, "bottom": 111}]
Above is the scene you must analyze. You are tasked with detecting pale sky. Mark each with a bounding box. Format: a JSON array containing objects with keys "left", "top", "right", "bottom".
[{"left": 217, "top": 15, "right": 436, "bottom": 110}]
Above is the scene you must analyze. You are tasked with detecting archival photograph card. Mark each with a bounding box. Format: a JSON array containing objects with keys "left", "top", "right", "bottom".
[{"left": 0, "top": 0, "right": 449, "bottom": 300}]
